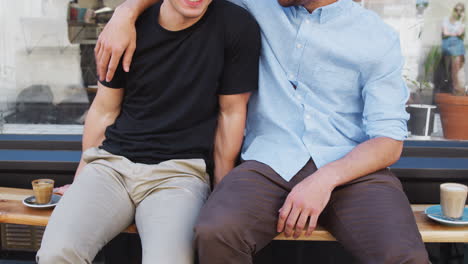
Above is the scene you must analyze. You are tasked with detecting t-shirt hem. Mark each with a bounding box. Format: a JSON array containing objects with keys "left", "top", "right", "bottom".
[{"left": 100, "top": 145, "right": 209, "bottom": 166}]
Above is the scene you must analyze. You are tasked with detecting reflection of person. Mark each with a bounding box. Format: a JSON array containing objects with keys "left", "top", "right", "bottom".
[
  {"left": 35, "top": 0, "right": 260, "bottom": 263},
  {"left": 442, "top": 3, "right": 466, "bottom": 95},
  {"left": 96, "top": 0, "right": 429, "bottom": 263},
  {"left": 416, "top": 0, "right": 429, "bottom": 15}
]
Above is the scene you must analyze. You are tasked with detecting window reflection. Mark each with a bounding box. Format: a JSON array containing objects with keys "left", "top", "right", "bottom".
[
  {"left": 0, "top": 0, "right": 120, "bottom": 134},
  {"left": 1, "top": 0, "right": 467, "bottom": 139},
  {"left": 365, "top": 0, "right": 468, "bottom": 140}
]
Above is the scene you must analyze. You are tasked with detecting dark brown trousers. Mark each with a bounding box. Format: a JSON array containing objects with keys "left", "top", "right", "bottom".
[{"left": 194, "top": 160, "right": 430, "bottom": 264}]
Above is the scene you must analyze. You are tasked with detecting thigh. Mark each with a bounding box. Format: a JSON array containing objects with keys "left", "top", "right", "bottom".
[
  {"left": 135, "top": 176, "right": 210, "bottom": 264},
  {"left": 197, "top": 160, "right": 290, "bottom": 254},
  {"left": 38, "top": 162, "right": 135, "bottom": 262},
  {"left": 320, "top": 169, "right": 427, "bottom": 263}
]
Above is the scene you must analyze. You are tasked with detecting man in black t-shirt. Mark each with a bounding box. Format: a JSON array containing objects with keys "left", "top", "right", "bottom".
[{"left": 36, "top": 0, "right": 260, "bottom": 263}]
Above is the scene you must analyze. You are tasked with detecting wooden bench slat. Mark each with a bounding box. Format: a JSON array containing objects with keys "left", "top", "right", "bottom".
[
  {"left": 1, "top": 187, "right": 467, "bottom": 242},
  {"left": 0, "top": 200, "right": 51, "bottom": 227}
]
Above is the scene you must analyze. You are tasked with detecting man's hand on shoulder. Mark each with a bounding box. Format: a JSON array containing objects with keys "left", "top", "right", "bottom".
[
  {"left": 277, "top": 169, "right": 337, "bottom": 238},
  {"left": 95, "top": 4, "right": 137, "bottom": 82}
]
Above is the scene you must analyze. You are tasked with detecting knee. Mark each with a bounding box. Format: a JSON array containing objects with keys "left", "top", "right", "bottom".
[
  {"left": 394, "top": 246, "right": 429, "bottom": 264},
  {"left": 375, "top": 244, "right": 429, "bottom": 264},
  {"left": 36, "top": 240, "right": 88, "bottom": 264},
  {"left": 194, "top": 218, "right": 226, "bottom": 242},
  {"left": 409, "top": 247, "right": 430, "bottom": 264},
  {"left": 36, "top": 247, "right": 67, "bottom": 264},
  {"left": 194, "top": 214, "right": 244, "bottom": 245}
]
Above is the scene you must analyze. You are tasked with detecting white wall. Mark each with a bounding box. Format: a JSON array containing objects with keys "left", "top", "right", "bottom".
[{"left": 0, "top": 0, "right": 83, "bottom": 115}]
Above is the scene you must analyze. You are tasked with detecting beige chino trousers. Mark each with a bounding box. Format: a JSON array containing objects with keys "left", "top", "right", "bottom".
[{"left": 36, "top": 147, "right": 210, "bottom": 264}]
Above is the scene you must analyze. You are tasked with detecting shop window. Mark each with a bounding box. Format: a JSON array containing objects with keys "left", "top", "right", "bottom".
[
  {"left": 0, "top": 0, "right": 122, "bottom": 135},
  {"left": 363, "top": 0, "right": 468, "bottom": 141},
  {"left": 1, "top": 0, "right": 467, "bottom": 141}
]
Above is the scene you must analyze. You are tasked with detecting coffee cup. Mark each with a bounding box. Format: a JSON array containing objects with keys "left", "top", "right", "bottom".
[
  {"left": 32, "top": 179, "right": 54, "bottom": 204},
  {"left": 440, "top": 183, "right": 467, "bottom": 220}
]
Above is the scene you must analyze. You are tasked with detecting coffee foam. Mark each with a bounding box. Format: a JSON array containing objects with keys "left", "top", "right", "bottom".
[{"left": 441, "top": 183, "right": 468, "bottom": 192}]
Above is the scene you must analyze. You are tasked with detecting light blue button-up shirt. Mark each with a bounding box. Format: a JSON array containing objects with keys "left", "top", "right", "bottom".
[{"left": 229, "top": 0, "right": 409, "bottom": 181}]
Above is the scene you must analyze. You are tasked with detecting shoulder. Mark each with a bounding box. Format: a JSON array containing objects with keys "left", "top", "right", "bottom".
[
  {"left": 442, "top": 17, "right": 452, "bottom": 26},
  {"left": 214, "top": 0, "right": 259, "bottom": 31},
  {"left": 350, "top": 6, "right": 400, "bottom": 58},
  {"left": 223, "top": 0, "right": 250, "bottom": 11},
  {"left": 357, "top": 7, "right": 398, "bottom": 39},
  {"left": 135, "top": 3, "right": 159, "bottom": 29}
]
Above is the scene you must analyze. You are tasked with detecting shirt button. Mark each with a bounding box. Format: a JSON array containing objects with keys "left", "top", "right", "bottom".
[
  {"left": 288, "top": 74, "right": 295, "bottom": 79},
  {"left": 296, "top": 94, "right": 302, "bottom": 100},
  {"left": 296, "top": 43, "right": 302, "bottom": 49},
  {"left": 305, "top": 19, "right": 310, "bottom": 24},
  {"left": 305, "top": 114, "right": 311, "bottom": 120}
]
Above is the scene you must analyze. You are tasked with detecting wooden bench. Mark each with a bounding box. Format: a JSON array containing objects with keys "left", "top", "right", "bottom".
[{"left": 1, "top": 187, "right": 468, "bottom": 243}]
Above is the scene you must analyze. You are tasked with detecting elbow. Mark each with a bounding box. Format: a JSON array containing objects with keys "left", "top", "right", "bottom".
[
  {"left": 218, "top": 93, "right": 251, "bottom": 116},
  {"left": 371, "top": 136, "right": 404, "bottom": 167},
  {"left": 103, "top": 110, "right": 121, "bottom": 122},
  {"left": 85, "top": 106, "right": 120, "bottom": 127},
  {"left": 388, "top": 140, "right": 404, "bottom": 166}
]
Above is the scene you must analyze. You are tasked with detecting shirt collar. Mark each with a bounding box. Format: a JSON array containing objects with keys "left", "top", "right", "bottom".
[{"left": 299, "top": 0, "right": 353, "bottom": 24}]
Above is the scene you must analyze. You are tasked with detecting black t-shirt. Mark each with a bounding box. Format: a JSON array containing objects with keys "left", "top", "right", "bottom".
[{"left": 99, "top": 0, "right": 261, "bottom": 165}]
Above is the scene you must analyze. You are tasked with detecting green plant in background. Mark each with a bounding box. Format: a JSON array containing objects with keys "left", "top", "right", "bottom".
[
  {"left": 404, "top": 74, "right": 432, "bottom": 105},
  {"left": 405, "top": 46, "right": 444, "bottom": 104},
  {"left": 404, "top": 76, "right": 432, "bottom": 94},
  {"left": 424, "top": 46, "right": 443, "bottom": 81}
]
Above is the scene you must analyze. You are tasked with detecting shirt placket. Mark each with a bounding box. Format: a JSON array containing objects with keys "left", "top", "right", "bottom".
[
  {"left": 288, "top": 12, "right": 310, "bottom": 87},
  {"left": 292, "top": 12, "right": 315, "bottom": 121}
]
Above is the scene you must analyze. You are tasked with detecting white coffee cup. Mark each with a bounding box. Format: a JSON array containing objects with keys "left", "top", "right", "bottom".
[{"left": 440, "top": 183, "right": 467, "bottom": 220}]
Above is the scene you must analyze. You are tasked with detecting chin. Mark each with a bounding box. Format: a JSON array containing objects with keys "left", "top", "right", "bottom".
[
  {"left": 277, "top": 0, "right": 296, "bottom": 7},
  {"left": 177, "top": 0, "right": 211, "bottom": 18},
  {"left": 277, "top": 0, "right": 308, "bottom": 7},
  {"left": 179, "top": 9, "right": 206, "bottom": 19}
]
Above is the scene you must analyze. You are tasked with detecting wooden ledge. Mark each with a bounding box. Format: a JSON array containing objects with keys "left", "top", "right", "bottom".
[{"left": 1, "top": 187, "right": 467, "bottom": 243}]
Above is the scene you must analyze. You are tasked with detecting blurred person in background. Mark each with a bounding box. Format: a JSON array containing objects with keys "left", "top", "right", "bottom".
[{"left": 442, "top": 2, "right": 467, "bottom": 95}]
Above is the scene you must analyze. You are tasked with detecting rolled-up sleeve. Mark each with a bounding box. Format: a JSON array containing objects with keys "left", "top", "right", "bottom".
[{"left": 362, "top": 37, "right": 409, "bottom": 141}]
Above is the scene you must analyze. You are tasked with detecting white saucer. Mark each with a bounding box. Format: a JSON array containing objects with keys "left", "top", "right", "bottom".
[
  {"left": 22, "top": 194, "right": 61, "bottom": 209},
  {"left": 425, "top": 205, "right": 468, "bottom": 226}
]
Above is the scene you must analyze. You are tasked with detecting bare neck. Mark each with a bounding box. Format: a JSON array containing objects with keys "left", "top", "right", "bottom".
[
  {"left": 303, "top": 0, "right": 338, "bottom": 13},
  {"left": 159, "top": 2, "right": 206, "bottom": 31}
]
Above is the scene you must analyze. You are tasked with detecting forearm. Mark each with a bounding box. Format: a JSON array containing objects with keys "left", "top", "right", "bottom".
[
  {"left": 443, "top": 28, "right": 463, "bottom": 37},
  {"left": 444, "top": 33, "right": 457, "bottom": 37},
  {"left": 213, "top": 111, "right": 247, "bottom": 184},
  {"left": 75, "top": 107, "right": 120, "bottom": 177},
  {"left": 117, "top": 0, "right": 161, "bottom": 22},
  {"left": 308, "top": 137, "right": 403, "bottom": 189},
  {"left": 443, "top": 26, "right": 455, "bottom": 37}
]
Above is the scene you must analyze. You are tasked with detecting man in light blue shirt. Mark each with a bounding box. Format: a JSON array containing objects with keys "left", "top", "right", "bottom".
[{"left": 96, "top": 0, "right": 429, "bottom": 263}]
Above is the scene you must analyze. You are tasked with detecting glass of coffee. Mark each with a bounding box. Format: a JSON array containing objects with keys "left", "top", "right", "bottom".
[
  {"left": 440, "top": 183, "right": 467, "bottom": 220},
  {"left": 31, "top": 179, "right": 54, "bottom": 204}
]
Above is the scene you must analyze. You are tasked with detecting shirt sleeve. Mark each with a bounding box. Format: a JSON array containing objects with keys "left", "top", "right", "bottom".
[
  {"left": 218, "top": 12, "right": 261, "bottom": 95},
  {"left": 442, "top": 17, "right": 452, "bottom": 34},
  {"left": 361, "top": 37, "right": 409, "bottom": 141},
  {"left": 98, "top": 60, "right": 127, "bottom": 89}
]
